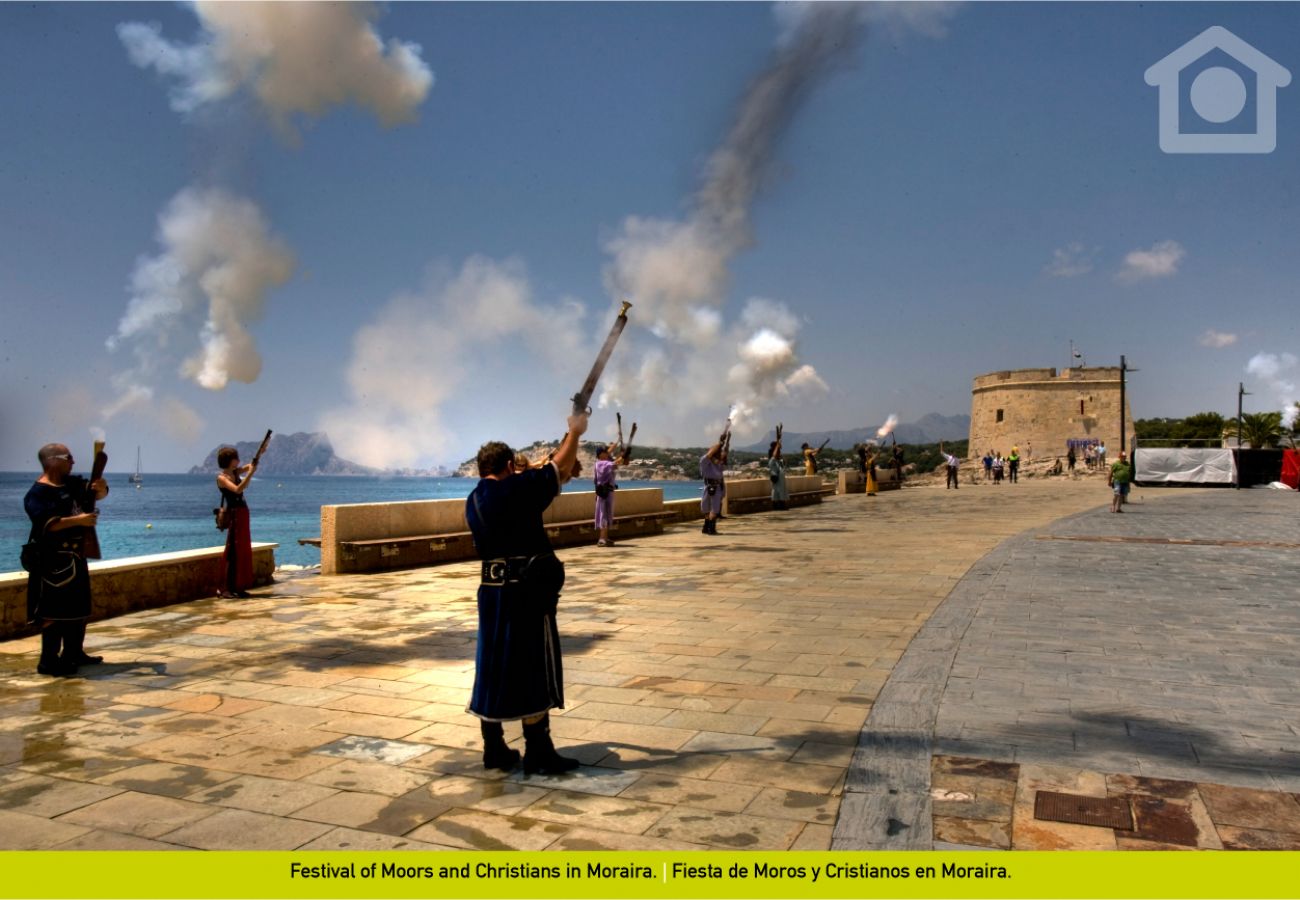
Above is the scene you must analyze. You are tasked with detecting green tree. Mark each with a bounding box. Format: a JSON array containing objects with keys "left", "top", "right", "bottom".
[
  {"left": 1224, "top": 411, "right": 1285, "bottom": 449},
  {"left": 1179, "top": 412, "right": 1227, "bottom": 443}
]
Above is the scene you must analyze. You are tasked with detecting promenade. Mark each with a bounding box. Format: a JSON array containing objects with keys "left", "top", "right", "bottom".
[{"left": 1, "top": 477, "right": 1297, "bottom": 850}]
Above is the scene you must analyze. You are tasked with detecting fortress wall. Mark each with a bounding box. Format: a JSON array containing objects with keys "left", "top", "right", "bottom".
[{"left": 969, "top": 367, "right": 1134, "bottom": 461}]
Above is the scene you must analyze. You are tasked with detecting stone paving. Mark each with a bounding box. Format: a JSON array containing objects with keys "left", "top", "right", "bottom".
[
  {"left": 835, "top": 488, "right": 1300, "bottom": 850},
  {"left": 3, "top": 479, "right": 1297, "bottom": 851},
  {"left": 0, "top": 477, "right": 1113, "bottom": 850}
]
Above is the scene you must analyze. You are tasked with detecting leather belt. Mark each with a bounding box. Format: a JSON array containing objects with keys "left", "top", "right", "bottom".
[{"left": 480, "top": 556, "right": 531, "bottom": 585}]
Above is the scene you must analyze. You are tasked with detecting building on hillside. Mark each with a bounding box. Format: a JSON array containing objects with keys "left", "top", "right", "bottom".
[{"left": 969, "top": 367, "right": 1135, "bottom": 460}]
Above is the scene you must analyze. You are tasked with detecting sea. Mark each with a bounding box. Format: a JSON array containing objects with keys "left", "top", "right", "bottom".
[{"left": 0, "top": 472, "right": 706, "bottom": 569}]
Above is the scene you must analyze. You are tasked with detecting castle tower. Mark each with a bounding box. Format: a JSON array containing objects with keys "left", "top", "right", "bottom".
[{"left": 969, "top": 367, "right": 1135, "bottom": 461}]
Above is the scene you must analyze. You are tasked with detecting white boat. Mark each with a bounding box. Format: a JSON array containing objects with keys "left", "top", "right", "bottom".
[{"left": 128, "top": 447, "right": 143, "bottom": 486}]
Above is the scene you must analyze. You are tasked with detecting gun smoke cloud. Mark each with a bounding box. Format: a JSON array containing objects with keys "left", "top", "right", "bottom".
[
  {"left": 600, "top": 4, "right": 881, "bottom": 436},
  {"left": 118, "top": 1, "right": 433, "bottom": 136},
  {"left": 108, "top": 187, "right": 295, "bottom": 393},
  {"left": 319, "top": 256, "right": 588, "bottom": 470},
  {"left": 876, "top": 414, "right": 899, "bottom": 439},
  {"left": 1245, "top": 351, "right": 1300, "bottom": 429},
  {"left": 101, "top": 3, "right": 432, "bottom": 447}
]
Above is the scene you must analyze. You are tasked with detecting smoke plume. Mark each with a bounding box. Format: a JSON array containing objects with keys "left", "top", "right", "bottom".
[
  {"left": 598, "top": 5, "right": 885, "bottom": 437},
  {"left": 876, "top": 414, "right": 899, "bottom": 439},
  {"left": 604, "top": 4, "right": 864, "bottom": 346},
  {"left": 118, "top": 1, "right": 433, "bottom": 135},
  {"left": 1245, "top": 352, "right": 1300, "bottom": 428},
  {"left": 319, "top": 256, "right": 587, "bottom": 469},
  {"left": 109, "top": 187, "right": 295, "bottom": 393}
]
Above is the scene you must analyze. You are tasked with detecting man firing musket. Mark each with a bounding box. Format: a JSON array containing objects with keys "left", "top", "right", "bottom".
[
  {"left": 802, "top": 437, "right": 829, "bottom": 476},
  {"left": 465, "top": 299, "right": 630, "bottom": 776},
  {"left": 700, "top": 408, "right": 732, "bottom": 535},
  {"left": 768, "top": 422, "right": 789, "bottom": 510},
  {"left": 593, "top": 411, "right": 637, "bottom": 547}
]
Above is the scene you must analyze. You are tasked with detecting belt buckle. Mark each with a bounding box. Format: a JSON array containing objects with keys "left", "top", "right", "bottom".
[{"left": 487, "top": 560, "right": 507, "bottom": 582}]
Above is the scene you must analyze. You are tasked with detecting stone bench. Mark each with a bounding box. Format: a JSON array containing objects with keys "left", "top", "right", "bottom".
[
  {"left": 838, "top": 469, "right": 903, "bottom": 494},
  {"left": 332, "top": 509, "right": 679, "bottom": 569},
  {"left": 321, "top": 488, "right": 670, "bottom": 575},
  {"left": 723, "top": 475, "right": 831, "bottom": 515},
  {"left": 0, "top": 543, "right": 277, "bottom": 640}
]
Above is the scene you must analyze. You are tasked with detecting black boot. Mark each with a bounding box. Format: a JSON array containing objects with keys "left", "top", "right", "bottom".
[
  {"left": 709, "top": 518, "right": 719, "bottom": 535},
  {"left": 480, "top": 719, "right": 520, "bottom": 771},
  {"left": 701, "top": 519, "right": 710, "bottom": 534},
  {"left": 61, "top": 619, "right": 103, "bottom": 666},
  {"left": 522, "top": 713, "right": 580, "bottom": 775},
  {"left": 37, "top": 624, "right": 76, "bottom": 677}
]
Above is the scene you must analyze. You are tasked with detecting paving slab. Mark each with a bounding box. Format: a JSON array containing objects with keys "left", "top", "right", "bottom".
[
  {"left": 836, "top": 488, "right": 1300, "bottom": 849},
  {"left": 5, "top": 476, "right": 1255, "bottom": 850}
]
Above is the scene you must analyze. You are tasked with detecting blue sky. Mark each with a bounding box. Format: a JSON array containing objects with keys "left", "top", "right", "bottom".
[{"left": 1, "top": 2, "right": 1297, "bottom": 472}]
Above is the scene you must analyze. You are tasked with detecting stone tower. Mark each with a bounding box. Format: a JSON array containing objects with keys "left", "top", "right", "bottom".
[{"left": 969, "top": 367, "right": 1135, "bottom": 461}]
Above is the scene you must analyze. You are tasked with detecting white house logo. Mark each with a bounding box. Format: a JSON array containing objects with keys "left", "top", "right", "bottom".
[{"left": 1145, "top": 26, "right": 1290, "bottom": 153}]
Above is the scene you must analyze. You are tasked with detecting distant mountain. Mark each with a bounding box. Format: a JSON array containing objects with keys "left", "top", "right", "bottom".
[
  {"left": 739, "top": 413, "right": 971, "bottom": 452},
  {"left": 189, "top": 432, "right": 383, "bottom": 476}
]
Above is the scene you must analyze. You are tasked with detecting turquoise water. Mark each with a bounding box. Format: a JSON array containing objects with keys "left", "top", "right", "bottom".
[{"left": 1, "top": 473, "right": 705, "bottom": 568}]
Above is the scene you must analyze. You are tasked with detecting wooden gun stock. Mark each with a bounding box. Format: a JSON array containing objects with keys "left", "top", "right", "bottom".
[
  {"left": 251, "top": 430, "right": 273, "bottom": 467},
  {"left": 84, "top": 440, "right": 108, "bottom": 559}
]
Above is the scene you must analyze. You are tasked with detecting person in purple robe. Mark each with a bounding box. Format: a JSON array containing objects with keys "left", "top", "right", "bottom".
[{"left": 593, "top": 441, "right": 622, "bottom": 546}]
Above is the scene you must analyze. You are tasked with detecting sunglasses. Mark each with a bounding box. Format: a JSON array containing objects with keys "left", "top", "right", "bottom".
[{"left": 50, "top": 454, "right": 73, "bottom": 462}]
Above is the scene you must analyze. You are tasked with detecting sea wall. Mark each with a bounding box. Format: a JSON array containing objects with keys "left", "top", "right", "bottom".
[
  {"left": 1, "top": 543, "right": 277, "bottom": 640},
  {"left": 320, "top": 489, "right": 670, "bottom": 575},
  {"left": 320, "top": 477, "right": 833, "bottom": 574}
]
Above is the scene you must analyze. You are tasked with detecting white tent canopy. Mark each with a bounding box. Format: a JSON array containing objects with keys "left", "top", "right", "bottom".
[{"left": 1133, "top": 448, "right": 1236, "bottom": 484}]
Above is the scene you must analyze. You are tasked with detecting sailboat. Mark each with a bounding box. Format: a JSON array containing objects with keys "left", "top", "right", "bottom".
[{"left": 128, "top": 447, "right": 143, "bottom": 487}]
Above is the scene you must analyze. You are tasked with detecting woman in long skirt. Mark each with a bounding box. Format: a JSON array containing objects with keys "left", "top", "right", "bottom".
[{"left": 216, "top": 447, "right": 257, "bottom": 598}]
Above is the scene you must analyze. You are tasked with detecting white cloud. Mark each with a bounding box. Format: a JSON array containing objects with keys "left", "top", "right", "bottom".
[
  {"left": 1044, "top": 242, "right": 1096, "bottom": 278},
  {"left": 1199, "top": 329, "right": 1238, "bottom": 348},
  {"left": 118, "top": 1, "right": 433, "bottom": 135},
  {"left": 1117, "top": 240, "right": 1185, "bottom": 283},
  {"left": 319, "top": 256, "right": 587, "bottom": 470}
]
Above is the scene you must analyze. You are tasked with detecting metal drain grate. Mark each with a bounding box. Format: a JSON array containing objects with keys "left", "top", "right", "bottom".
[{"left": 1034, "top": 791, "right": 1133, "bottom": 830}]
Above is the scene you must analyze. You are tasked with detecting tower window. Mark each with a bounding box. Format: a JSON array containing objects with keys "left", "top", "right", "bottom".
[
  {"left": 996, "top": 409, "right": 1004, "bottom": 423},
  {"left": 1079, "top": 400, "right": 1085, "bottom": 415}
]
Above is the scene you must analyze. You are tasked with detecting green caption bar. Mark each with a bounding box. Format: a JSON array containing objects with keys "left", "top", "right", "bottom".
[{"left": 5, "top": 851, "right": 1299, "bottom": 899}]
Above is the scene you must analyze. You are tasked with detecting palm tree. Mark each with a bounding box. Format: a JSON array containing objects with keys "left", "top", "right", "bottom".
[{"left": 1225, "top": 411, "right": 1285, "bottom": 449}]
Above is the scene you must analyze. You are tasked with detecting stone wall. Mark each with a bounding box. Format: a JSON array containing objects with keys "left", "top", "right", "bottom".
[
  {"left": 1, "top": 543, "right": 277, "bottom": 640},
  {"left": 321, "top": 478, "right": 833, "bottom": 572},
  {"left": 969, "top": 367, "right": 1135, "bottom": 462},
  {"left": 320, "top": 489, "right": 671, "bottom": 575}
]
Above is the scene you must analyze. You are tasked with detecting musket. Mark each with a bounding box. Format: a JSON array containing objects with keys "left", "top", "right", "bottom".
[
  {"left": 616, "top": 412, "right": 625, "bottom": 450},
  {"left": 83, "top": 439, "right": 108, "bottom": 560},
  {"left": 775, "top": 422, "right": 783, "bottom": 444},
  {"left": 816, "top": 438, "right": 831, "bottom": 454},
  {"left": 626, "top": 422, "right": 637, "bottom": 460},
  {"left": 251, "top": 429, "right": 273, "bottom": 468},
  {"left": 572, "top": 301, "right": 632, "bottom": 415},
  {"left": 717, "top": 408, "right": 733, "bottom": 461}
]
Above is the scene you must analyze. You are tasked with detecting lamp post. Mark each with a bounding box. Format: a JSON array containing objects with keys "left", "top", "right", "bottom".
[
  {"left": 1237, "top": 382, "right": 1250, "bottom": 449},
  {"left": 1119, "top": 355, "right": 1137, "bottom": 453},
  {"left": 1236, "top": 382, "right": 1251, "bottom": 490}
]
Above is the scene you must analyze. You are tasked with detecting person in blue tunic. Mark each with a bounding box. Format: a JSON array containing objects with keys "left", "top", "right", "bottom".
[
  {"left": 465, "top": 411, "right": 587, "bottom": 775},
  {"left": 700, "top": 440, "right": 727, "bottom": 534},
  {"left": 24, "top": 443, "right": 109, "bottom": 677},
  {"left": 767, "top": 440, "right": 789, "bottom": 510}
]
